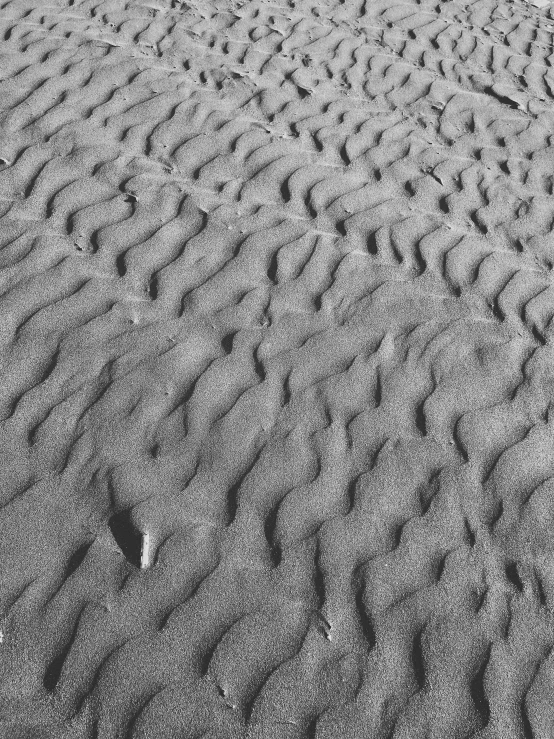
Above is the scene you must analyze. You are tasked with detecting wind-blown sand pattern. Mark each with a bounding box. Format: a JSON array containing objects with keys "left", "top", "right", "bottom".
[{"left": 2, "top": 0, "right": 554, "bottom": 736}]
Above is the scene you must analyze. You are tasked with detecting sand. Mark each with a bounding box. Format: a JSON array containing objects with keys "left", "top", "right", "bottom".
[{"left": 1, "top": 0, "right": 554, "bottom": 736}]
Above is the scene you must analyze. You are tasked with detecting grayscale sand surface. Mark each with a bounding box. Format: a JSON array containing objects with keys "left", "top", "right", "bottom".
[{"left": 2, "top": 0, "right": 554, "bottom": 737}]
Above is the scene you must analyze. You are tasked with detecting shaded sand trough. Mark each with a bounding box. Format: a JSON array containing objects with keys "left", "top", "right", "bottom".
[{"left": 3, "top": 0, "right": 554, "bottom": 736}]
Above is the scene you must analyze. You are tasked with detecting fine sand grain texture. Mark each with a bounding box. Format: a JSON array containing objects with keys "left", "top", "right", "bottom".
[{"left": 2, "top": 0, "right": 554, "bottom": 737}]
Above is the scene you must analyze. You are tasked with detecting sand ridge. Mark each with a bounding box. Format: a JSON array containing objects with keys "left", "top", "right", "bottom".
[{"left": 2, "top": 0, "right": 554, "bottom": 737}]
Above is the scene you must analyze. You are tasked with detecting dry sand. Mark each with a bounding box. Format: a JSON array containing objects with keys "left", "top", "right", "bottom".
[{"left": 1, "top": 0, "right": 554, "bottom": 736}]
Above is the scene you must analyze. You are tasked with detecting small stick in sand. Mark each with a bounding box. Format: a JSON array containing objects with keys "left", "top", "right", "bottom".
[{"left": 141, "top": 532, "right": 151, "bottom": 569}]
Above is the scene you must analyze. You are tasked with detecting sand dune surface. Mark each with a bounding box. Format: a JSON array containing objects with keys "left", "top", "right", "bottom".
[{"left": 2, "top": 0, "right": 554, "bottom": 737}]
